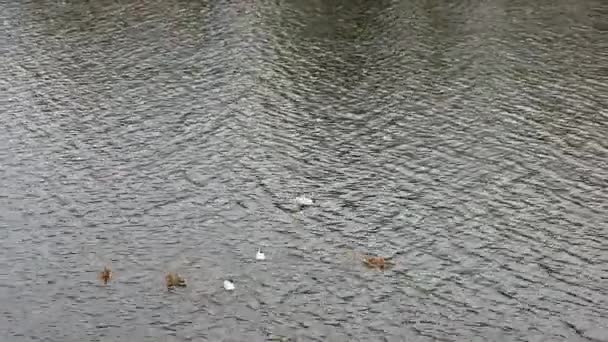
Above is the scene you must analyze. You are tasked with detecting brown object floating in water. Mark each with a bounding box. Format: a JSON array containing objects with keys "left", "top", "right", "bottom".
[
  {"left": 165, "top": 272, "right": 187, "bottom": 289},
  {"left": 98, "top": 266, "right": 112, "bottom": 285},
  {"left": 363, "top": 256, "right": 394, "bottom": 270}
]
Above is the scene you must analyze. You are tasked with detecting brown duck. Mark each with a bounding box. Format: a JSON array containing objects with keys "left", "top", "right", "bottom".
[
  {"left": 165, "top": 272, "right": 187, "bottom": 289},
  {"left": 362, "top": 256, "right": 394, "bottom": 270},
  {"left": 98, "top": 266, "right": 113, "bottom": 285}
]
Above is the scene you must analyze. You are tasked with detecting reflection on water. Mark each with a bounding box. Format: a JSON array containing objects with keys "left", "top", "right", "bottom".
[{"left": 1, "top": 0, "right": 607, "bottom": 341}]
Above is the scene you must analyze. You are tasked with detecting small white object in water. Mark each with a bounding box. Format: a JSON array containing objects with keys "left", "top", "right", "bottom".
[
  {"left": 223, "top": 279, "right": 235, "bottom": 291},
  {"left": 295, "top": 196, "right": 313, "bottom": 206},
  {"left": 256, "top": 249, "right": 266, "bottom": 261}
]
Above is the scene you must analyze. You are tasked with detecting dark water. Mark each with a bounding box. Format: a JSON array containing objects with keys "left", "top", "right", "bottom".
[{"left": 1, "top": 0, "right": 607, "bottom": 341}]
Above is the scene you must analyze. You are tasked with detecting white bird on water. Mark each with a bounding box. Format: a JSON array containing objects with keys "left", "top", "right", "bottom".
[
  {"left": 295, "top": 195, "right": 313, "bottom": 206},
  {"left": 223, "top": 279, "right": 235, "bottom": 291},
  {"left": 256, "top": 249, "right": 266, "bottom": 261}
]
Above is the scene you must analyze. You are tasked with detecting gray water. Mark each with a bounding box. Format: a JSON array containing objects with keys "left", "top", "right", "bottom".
[{"left": 1, "top": 0, "right": 607, "bottom": 341}]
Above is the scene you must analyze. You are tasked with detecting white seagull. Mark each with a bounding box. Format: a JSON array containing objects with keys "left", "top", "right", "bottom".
[
  {"left": 256, "top": 249, "right": 266, "bottom": 261},
  {"left": 223, "top": 279, "right": 235, "bottom": 291},
  {"left": 295, "top": 195, "right": 313, "bottom": 206}
]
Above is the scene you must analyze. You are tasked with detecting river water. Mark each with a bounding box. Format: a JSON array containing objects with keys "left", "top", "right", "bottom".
[{"left": 1, "top": 0, "right": 607, "bottom": 341}]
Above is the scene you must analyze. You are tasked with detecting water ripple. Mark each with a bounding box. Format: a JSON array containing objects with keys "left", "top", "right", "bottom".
[{"left": 1, "top": 0, "right": 607, "bottom": 341}]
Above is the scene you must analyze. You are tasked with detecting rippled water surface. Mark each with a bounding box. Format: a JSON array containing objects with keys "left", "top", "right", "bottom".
[{"left": 1, "top": 0, "right": 607, "bottom": 341}]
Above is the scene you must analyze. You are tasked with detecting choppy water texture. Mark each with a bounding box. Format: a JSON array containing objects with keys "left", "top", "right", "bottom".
[{"left": 1, "top": 0, "right": 607, "bottom": 341}]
